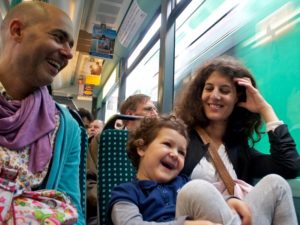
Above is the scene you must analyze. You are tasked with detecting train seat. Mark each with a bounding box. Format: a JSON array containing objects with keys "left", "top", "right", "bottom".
[{"left": 97, "top": 114, "right": 139, "bottom": 225}]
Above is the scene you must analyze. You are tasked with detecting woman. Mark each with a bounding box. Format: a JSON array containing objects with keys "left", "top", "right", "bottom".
[{"left": 175, "top": 55, "right": 300, "bottom": 225}]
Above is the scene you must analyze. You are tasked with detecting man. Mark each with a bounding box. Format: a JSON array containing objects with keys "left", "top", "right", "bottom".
[
  {"left": 119, "top": 93, "right": 158, "bottom": 131},
  {"left": 86, "top": 119, "right": 104, "bottom": 224},
  {"left": 78, "top": 107, "right": 94, "bottom": 129},
  {"left": 87, "top": 119, "right": 104, "bottom": 141},
  {"left": 0, "top": 2, "right": 84, "bottom": 224}
]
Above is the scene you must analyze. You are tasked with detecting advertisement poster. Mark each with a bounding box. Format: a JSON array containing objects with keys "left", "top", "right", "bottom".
[
  {"left": 77, "top": 76, "right": 92, "bottom": 100},
  {"left": 77, "top": 56, "right": 103, "bottom": 100},
  {"left": 90, "top": 24, "right": 117, "bottom": 59},
  {"left": 118, "top": 0, "right": 147, "bottom": 48}
]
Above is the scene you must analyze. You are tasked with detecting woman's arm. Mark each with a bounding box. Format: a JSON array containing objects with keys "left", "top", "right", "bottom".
[
  {"left": 234, "top": 77, "right": 300, "bottom": 178},
  {"left": 247, "top": 125, "right": 300, "bottom": 179}
]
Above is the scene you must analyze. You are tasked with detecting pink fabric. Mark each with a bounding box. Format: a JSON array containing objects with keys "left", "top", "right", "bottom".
[
  {"left": 233, "top": 179, "right": 253, "bottom": 199},
  {"left": 0, "top": 86, "right": 56, "bottom": 173},
  {"left": 214, "top": 179, "right": 253, "bottom": 199}
]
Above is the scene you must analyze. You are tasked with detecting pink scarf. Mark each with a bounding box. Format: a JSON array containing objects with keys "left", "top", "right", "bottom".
[{"left": 0, "top": 86, "right": 56, "bottom": 173}]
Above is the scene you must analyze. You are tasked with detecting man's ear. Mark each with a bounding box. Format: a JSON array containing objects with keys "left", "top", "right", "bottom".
[{"left": 9, "top": 19, "right": 24, "bottom": 42}]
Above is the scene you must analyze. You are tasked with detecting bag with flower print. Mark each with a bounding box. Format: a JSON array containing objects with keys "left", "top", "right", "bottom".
[{"left": 0, "top": 167, "right": 78, "bottom": 225}]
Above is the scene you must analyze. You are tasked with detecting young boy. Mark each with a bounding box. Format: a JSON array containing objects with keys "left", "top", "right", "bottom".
[{"left": 107, "top": 115, "right": 240, "bottom": 225}]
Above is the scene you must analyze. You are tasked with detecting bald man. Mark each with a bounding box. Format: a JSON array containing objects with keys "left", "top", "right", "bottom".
[
  {"left": 88, "top": 119, "right": 104, "bottom": 140},
  {"left": 0, "top": 2, "right": 85, "bottom": 224}
]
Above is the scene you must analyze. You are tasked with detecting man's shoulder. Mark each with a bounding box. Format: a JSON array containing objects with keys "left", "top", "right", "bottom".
[
  {"left": 55, "top": 103, "right": 69, "bottom": 113},
  {"left": 55, "top": 103, "right": 82, "bottom": 128}
]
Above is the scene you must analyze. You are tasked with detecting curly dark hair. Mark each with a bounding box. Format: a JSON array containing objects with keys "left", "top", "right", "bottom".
[
  {"left": 174, "top": 55, "right": 262, "bottom": 146},
  {"left": 127, "top": 114, "right": 188, "bottom": 170}
]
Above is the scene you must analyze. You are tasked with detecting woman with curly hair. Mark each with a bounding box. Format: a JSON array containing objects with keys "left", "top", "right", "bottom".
[{"left": 175, "top": 55, "right": 299, "bottom": 225}]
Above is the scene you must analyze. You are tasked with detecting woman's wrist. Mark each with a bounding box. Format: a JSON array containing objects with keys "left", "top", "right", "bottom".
[
  {"left": 259, "top": 104, "right": 279, "bottom": 123},
  {"left": 266, "top": 120, "right": 284, "bottom": 132}
]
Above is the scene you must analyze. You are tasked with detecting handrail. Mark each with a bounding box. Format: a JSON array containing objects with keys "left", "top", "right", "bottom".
[{"left": 103, "top": 114, "right": 143, "bottom": 130}]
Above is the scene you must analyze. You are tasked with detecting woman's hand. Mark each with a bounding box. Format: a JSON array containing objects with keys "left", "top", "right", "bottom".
[
  {"left": 234, "top": 77, "right": 279, "bottom": 123},
  {"left": 227, "top": 198, "right": 251, "bottom": 225}
]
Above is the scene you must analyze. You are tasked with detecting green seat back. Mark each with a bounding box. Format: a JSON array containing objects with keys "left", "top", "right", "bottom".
[
  {"left": 97, "top": 129, "right": 135, "bottom": 225},
  {"left": 79, "top": 126, "right": 88, "bottom": 218}
]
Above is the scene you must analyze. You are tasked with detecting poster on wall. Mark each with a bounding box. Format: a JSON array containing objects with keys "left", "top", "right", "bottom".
[
  {"left": 89, "top": 24, "right": 117, "bottom": 59},
  {"left": 77, "top": 56, "right": 104, "bottom": 100},
  {"left": 81, "top": 56, "right": 103, "bottom": 85},
  {"left": 86, "top": 57, "right": 102, "bottom": 86},
  {"left": 77, "top": 76, "right": 94, "bottom": 101},
  {"left": 117, "top": 0, "right": 147, "bottom": 48}
]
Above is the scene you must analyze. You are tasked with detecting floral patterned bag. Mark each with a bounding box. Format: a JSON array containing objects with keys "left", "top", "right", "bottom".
[{"left": 0, "top": 167, "right": 78, "bottom": 225}]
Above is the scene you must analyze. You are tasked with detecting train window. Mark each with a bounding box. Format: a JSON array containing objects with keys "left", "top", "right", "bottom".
[
  {"left": 102, "top": 68, "right": 117, "bottom": 99},
  {"left": 104, "top": 87, "right": 119, "bottom": 122},
  {"left": 126, "top": 41, "right": 160, "bottom": 101},
  {"left": 127, "top": 15, "right": 161, "bottom": 68},
  {"left": 174, "top": 0, "right": 240, "bottom": 87},
  {"left": 175, "top": 0, "right": 205, "bottom": 31}
]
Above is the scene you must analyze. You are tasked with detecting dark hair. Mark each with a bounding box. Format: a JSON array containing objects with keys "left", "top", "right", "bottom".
[
  {"left": 77, "top": 108, "right": 93, "bottom": 122},
  {"left": 174, "top": 55, "right": 262, "bottom": 146},
  {"left": 127, "top": 114, "right": 188, "bottom": 170},
  {"left": 119, "top": 94, "right": 151, "bottom": 114}
]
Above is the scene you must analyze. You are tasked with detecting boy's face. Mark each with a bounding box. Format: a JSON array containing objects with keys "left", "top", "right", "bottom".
[{"left": 136, "top": 128, "right": 187, "bottom": 183}]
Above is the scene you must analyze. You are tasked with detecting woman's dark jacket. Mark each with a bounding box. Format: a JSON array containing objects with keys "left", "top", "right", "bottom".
[{"left": 181, "top": 124, "right": 300, "bottom": 184}]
